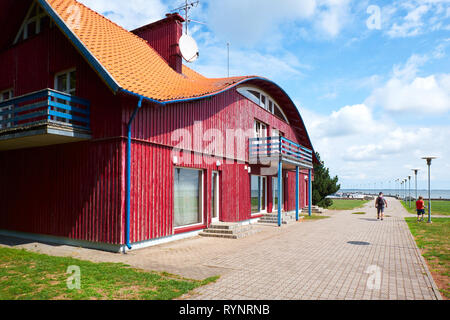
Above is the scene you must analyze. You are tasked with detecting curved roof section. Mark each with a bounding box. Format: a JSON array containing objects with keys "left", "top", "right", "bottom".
[
  {"left": 39, "top": 0, "right": 253, "bottom": 102},
  {"left": 37, "top": 0, "right": 317, "bottom": 161}
]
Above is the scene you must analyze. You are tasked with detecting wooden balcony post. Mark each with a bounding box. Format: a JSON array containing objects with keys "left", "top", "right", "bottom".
[
  {"left": 308, "top": 169, "right": 312, "bottom": 216},
  {"left": 278, "top": 160, "right": 282, "bottom": 227},
  {"left": 296, "top": 166, "right": 299, "bottom": 221}
]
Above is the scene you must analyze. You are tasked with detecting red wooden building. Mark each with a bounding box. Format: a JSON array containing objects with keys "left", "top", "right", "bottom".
[{"left": 0, "top": 0, "right": 317, "bottom": 252}]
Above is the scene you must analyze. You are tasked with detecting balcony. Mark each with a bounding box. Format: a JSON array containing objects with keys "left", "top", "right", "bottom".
[
  {"left": 0, "top": 89, "right": 91, "bottom": 151},
  {"left": 249, "top": 136, "right": 313, "bottom": 170}
]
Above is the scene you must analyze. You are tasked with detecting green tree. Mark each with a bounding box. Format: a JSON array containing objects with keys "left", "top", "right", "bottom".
[{"left": 312, "top": 152, "right": 340, "bottom": 208}]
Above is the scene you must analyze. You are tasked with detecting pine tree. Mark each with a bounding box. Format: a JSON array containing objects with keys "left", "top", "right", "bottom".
[{"left": 312, "top": 152, "right": 340, "bottom": 208}]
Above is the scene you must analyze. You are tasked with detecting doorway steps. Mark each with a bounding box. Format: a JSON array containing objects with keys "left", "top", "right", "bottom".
[
  {"left": 258, "top": 211, "right": 302, "bottom": 225},
  {"left": 199, "top": 222, "right": 258, "bottom": 239},
  {"left": 302, "top": 206, "right": 324, "bottom": 214}
]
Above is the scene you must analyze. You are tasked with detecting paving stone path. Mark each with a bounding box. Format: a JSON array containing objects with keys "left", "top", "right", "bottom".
[
  {"left": 0, "top": 198, "right": 442, "bottom": 300},
  {"left": 181, "top": 198, "right": 442, "bottom": 300}
]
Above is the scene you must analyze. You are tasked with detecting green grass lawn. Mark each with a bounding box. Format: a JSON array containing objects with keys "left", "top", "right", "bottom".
[
  {"left": 0, "top": 247, "right": 218, "bottom": 300},
  {"left": 405, "top": 218, "right": 449, "bottom": 299},
  {"left": 401, "top": 200, "right": 450, "bottom": 216},
  {"left": 328, "top": 199, "right": 369, "bottom": 211},
  {"left": 300, "top": 214, "right": 330, "bottom": 220}
]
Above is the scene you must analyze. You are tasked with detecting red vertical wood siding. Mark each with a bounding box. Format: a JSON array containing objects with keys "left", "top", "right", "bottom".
[
  {"left": 0, "top": 140, "right": 123, "bottom": 244},
  {"left": 131, "top": 14, "right": 183, "bottom": 73},
  {"left": 123, "top": 139, "right": 252, "bottom": 243},
  {"left": 0, "top": 23, "right": 123, "bottom": 244},
  {"left": 0, "top": 14, "right": 313, "bottom": 246},
  {"left": 120, "top": 85, "right": 311, "bottom": 243},
  {"left": 0, "top": 26, "right": 122, "bottom": 139}
]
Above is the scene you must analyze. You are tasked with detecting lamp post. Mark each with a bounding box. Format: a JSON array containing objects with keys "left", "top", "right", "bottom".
[
  {"left": 412, "top": 169, "right": 420, "bottom": 201},
  {"left": 395, "top": 179, "right": 399, "bottom": 198},
  {"left": 422, "top": 157, "right": 437, "bottom": 224},
  {"left": 400, "top": 180, "right": 403, "bottom": 202},
  {"left": 408, "top": 175, "right": 411, "bottom": 208},
  {"left": 404, "top": 178, "right": 407, "bottom": 201},
  {"left": 403, "top": 178, "right": 408, "bottom": 201}
]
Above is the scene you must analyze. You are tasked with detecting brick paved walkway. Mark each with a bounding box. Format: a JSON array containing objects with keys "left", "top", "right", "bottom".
[
  {"left": 181, "top": 198, "right": 441, "bottom": 300},
  {"left": 0, "top": 198, "right": 442, "bottom": 300}
]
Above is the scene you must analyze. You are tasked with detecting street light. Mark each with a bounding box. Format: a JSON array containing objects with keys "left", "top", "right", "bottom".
[
  {"left": 411, "top": 169, "right": 420, "bottom": 201},
  {"left": 395, "top": 179, "right": 399, "bottom": 198},
  {"left": 405, "top": 178, "right": 408, "bottom": 201},
  {"left": 408, "top": 175, "right": 411, "bottom": 208},
  {"left": 422, "top": 156, "right": 438, "bottom": 224},
  {"left": 400, "top": 180, "right": 403, "bottom": 200},
  {"left": 404, "top": 178, "right": 407, "bottom": 201}
]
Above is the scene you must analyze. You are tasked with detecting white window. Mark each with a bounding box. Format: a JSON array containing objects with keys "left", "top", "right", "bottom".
[
  {"left": 211, "top": 171, "right": 220, "bottom": 222},
  {"left": 0, "top": 89, "right": 14, "bottom": 129},
  {"left": 174, "top": 168, "right": 204, "bottom": 228},
  {"left": 238, "top": 86, "right": 290, "bottom": 123},
  {"left": 272, "top": 129, "right": 279, "bottom": 137},
  {"left": 55, "top": 69, "right": 76, "bottom": 95},
  {"left": 272, "top": 129, "right": 285, "bottom": 138},
  {"left": 54, "top": 69, "right": 76, "bottom": 123},
  {"left": 273, "top": 176, "right": 283, "bottom": 212},
  {"left": 251, "top": 175, "right": 267, "bottom": 214},
  {"left": 254, "top": 120, "right": 267, "bottom": 139},
  {"left": 14, "top": 2, "right": 51, "bottom": 44}
]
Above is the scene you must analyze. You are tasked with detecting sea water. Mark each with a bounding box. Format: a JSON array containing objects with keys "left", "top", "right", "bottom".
[{"left": 339, "top": 189, "right": 450, "bottom": 200}]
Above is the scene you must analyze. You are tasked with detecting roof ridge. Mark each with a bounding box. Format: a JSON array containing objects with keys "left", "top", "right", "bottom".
[
  {"left": 71, "top": 0, "right": 159, "bottom": 51},
  {"left": 66, "top": 0, "right": 190, "bottom": 82},
  {"left": 44, "top": 0, "right": 261, "bottom": 101}
]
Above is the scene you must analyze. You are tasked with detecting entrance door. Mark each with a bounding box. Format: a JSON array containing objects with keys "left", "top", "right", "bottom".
[
  {"left": 211, "top": 171, "right": 220, "bottom": 222},
  {"left": 273, "top": 176, "right": 283, "bottom": 213},
  {"left": 261, "top": 176, "right": 267, "bottom": 212},
  {"left": 251, "top": 175, "right": 267, "bottom": 215}
]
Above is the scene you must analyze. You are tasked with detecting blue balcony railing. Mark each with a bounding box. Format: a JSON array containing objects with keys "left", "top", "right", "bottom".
[
  {"left": 0, "top": 89, "right": 90, "bottom": 131},
  {"left": 249, "top": 136, "right": 313, "bottom": 167}
]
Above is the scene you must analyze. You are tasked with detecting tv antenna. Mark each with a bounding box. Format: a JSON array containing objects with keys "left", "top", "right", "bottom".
[
  {"left": 227, "top": 42, "right": 230, "bottom": 77},
  {"left": 171, "top": 0, "right": 201, "bottom": 35}
]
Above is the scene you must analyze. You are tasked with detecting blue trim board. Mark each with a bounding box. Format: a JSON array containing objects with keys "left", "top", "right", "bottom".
[{"left": 38, "top": 0, "right": 120, "bottom": 93}]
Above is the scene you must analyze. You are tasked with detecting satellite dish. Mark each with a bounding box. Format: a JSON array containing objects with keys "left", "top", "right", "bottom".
[{"left": 179, "top": 34, "right": 199, "bottom": 63}]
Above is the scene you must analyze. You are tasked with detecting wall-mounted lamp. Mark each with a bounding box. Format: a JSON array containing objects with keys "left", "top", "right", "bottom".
[
  {"left": 173, "top": 156, "right": 178, "bottom": 165},
  {"left": 248, "top": 167, "right": 251, "bottom": 174},
  {"left": 216, "top": 160, "right": 221, "bottom": 167}
]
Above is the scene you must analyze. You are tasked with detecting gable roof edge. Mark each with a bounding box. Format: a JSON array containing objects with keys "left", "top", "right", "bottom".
[
  {"left": 120, "top": 77, "right": 317, "bottom": 163},
  {"left": 38, "top": 0, "right": 121, "bottom": 93}
]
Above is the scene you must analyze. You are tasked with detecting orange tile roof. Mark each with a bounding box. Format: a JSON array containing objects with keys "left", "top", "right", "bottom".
[{"left": 42, "top": 0, "right": 255, "bottom": 102}]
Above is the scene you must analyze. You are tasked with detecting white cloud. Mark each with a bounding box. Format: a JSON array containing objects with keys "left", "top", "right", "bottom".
[
  {"left": 77, "top": 0, "right": 167, "bottom": 30},
  {"left": 365, "top": 54, "right": 450, "bottom": 114},
  {"left": 203, "top": 0, "right": 317, "bottom": 47},
  {"left": 385, "top": 1, "right": 450, "bottom": 38},
  {"left": 310, "top": 104, "right": 376, "bottom": 137},
  {"left": 315, "top": 0, "right": 352, "bottom": 38},
  {"left": 304, "top": 101, "right": 450, "bottom": 188},
  {"left": 367, "top": 75, "right": 450, "bottom": 113},
  {"left": 301, "top": 52, "right": 450, "bottom": 187},
  {"left": 192, "top": 42, "right": 309, "bottom": 80}
]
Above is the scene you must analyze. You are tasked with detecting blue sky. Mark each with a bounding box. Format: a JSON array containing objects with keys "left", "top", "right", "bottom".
[{"left": 78, "top": 0, "right": 450, "bottom": 190}]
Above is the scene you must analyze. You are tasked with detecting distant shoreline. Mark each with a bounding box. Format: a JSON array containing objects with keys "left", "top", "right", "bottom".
[{"left": 335, "top": 190, "right": 450, "bottom": 201}]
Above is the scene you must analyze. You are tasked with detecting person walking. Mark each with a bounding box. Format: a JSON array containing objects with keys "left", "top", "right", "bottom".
[
  {"left": 375, "top": 192, "right": 388, "bottom": 220},
  {"left": 416, "top": 196, "right": 426, "bottom": 222}
]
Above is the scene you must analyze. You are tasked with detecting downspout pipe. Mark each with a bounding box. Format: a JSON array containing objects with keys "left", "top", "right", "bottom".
[{"left": 125, "top": 96, "right": 144, "bottom": 251}]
